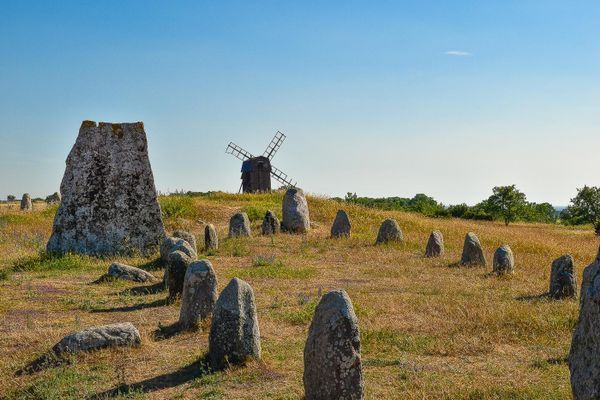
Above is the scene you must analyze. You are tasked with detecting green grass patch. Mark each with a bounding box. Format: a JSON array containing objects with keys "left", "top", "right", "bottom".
[
  {"left": 361, "top": 328, "right": 437, "bottom": 355},
  {"left": 159, "top": 195, "right": 197, "bottom": 219},
  {"left": 275, "top": 299, "right": 319, "bottom": 325},
  {"left": 12, "top": 252, "right": 99, "bottom": 273},
  {"left": 228, "top": 260, "right": 317, "bottom": 280},
  {"left": 0, "top": 269, "right": 9, "bottom": 281}
]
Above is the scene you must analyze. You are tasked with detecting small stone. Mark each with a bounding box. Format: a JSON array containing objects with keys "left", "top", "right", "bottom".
[
  {"left": 375, "top": 219, "right": 403, "bottom": 244},
  {"left": 204, "top": 224, "right": 219, "bottom": 251},
  {"left": 460, "top": 232, "right": 486, "bottom": 266},
  {"left": 173, "top": 230, "right": 197, "bottom": 253},
  {"left": 179, "top": 260, "right": 218, "bottom": 330},
  {"left": 209, "top": 278, "right": 261, "bottom": 369},
  {"left": 167, "top": 250, "right": 194, "bottom": 302},
  {"left": 425, "top": 230, "right": 444, "bottom": 257},
  {"left": 303, "top": 289, "right": 364, "bottom": 400},
  {"left": 492, "top": 244, "right": 514, "bottom": 275},
  {"left": 281, "top": 188, "right": 310, "bottom": 234},
  {"left": 107, "top": 262, "right": 155, "bottom": 282},
  {"left": 261, "top": 210, "right": 280, "bottom": 235},
  {"left": 160, "top": 237, "right": 197, "bottom": 264},
  {"left": 52, "top": 322, "right": 141, "bottom": 355},
  {"left": 549, "top": 255, "right": 577, "bottom": 299},
  {"left": 331, "top": 210, "right": 351, "bottom": 238},
  {"left": 229, "top": 212, "right": 251, "bottom": 238},
  {"left": 45, "top": 192, "right": 61, "bottom": 204},
  {"left": 20, "top": 193, "right": 32, "bottom": 211}
]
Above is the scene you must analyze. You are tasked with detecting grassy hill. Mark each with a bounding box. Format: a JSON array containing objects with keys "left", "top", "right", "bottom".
[{"left": 0, "top": 192, "right": 597, "bottom": 399}]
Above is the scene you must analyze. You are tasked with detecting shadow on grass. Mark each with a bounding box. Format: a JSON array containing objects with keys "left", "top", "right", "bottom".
[
  {"left": 91, "top": 274, "right": 117, "bottom": 284},
  {"left": 90, "top": 298, "right": 168, "bottom": 313},
  {"left": 515, "top": 293, "right": 550, "bottom": 302},
  {"left": 16, "top": 352, "right": 66, "bottom": 376},
  {"left": 120, "top": 282, "right": 165, "bottom": 296},
  {"left": 137, "top": 258, "right": 164, "bottom": 271},
  {"left": 153, "top": 322, "right": 185, "bottom": 341}
]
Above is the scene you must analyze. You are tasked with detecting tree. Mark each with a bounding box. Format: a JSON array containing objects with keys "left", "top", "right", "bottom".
[
  {"left": 344, "top": 192, "right": 357, "bottom": 203},
  {"left": 486, "top": 185, "right": 527, "bottom": 226},
  {"left": 561, "top": 186, "right": 600, "bottom": 234}
]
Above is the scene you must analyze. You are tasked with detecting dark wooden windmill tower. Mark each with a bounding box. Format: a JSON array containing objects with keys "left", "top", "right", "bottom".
[{"left": 226, "top": 131, "right": 297, "bottom": 193}]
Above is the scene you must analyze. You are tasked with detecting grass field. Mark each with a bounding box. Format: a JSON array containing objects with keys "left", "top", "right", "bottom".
[{"left": 0, "top": 192, "right": 597, "bottom": 399}]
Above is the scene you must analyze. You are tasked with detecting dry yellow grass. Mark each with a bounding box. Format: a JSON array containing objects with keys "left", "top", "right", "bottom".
[{"left": 0, "top": 192, "right": 597, "bottom": 399}]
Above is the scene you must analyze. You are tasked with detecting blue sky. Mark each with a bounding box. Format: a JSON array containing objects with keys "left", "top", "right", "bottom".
[{"left": 1, "top": 1, "right": 598, "bottom": 205}]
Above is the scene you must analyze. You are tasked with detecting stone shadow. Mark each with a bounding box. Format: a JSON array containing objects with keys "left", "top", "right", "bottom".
[
  {"left": 119, "top": 282, "right": 165, "bottom": 296},
  {"left": 90, "top": 298, "right": 168, "bottom": 313}
]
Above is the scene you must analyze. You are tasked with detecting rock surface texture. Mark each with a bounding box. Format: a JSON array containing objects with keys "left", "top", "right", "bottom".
[
  {"left": 549, "top": 255, "right": 577, "bottom": 299},
  {"left": 304, "top": 289, "right": 364, "bottom": 400},
  {"left": 331, "top": 210, "right": 352, "bottom": 238},
  {"left": 204, "top": 224, "right": 219, "bottom": 251},
  {"left": 492, "top": 244, "right": 515, "bottom": 275},
  {"left": 52, "top": 322, "right": 141, "bottom": 355},
  {"left": 229, "top": 212, "right": 252, "bottom": 238},
  {"left": 173, "top": 230, "right": 197, "bottom": 253},
  {"left": 261, "top": 210, "right": 280, "bottom": 235},
  {"left": 209, "top": 278, "right": 261, "bottom": 369},
  {"left": 107, "top": 262, "right": 155, "bottom": 282},
  {"left": 460, "top": 232, "right": 486, "bottom": 266},
  {"left": 375, "top": 219, "right": 403, "bottom": 244},
  {"left": 20, "top": 193, "right": 32, "bottom": 211},
  {"left": 281, "top": 188, "right": 310, "bottom": 234},
  {"left": 47, "top": 121, "right": 165, "bottom": 256},
  {"left": 167, "top": 250, "right": 194, "bottom": 302},
  {"left": 179, "top": 260, "right": 218, "bottom": 330},
  {"left": 160, "top": 237, "right": 197, "bottom": 264},
  {"left": 425, "top": 230, "right": 445, "bottom": 257}
]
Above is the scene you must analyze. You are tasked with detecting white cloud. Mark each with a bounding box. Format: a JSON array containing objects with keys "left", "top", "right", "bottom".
[{"left": 444, "top": 50, "right": 472, "bottom": 57}]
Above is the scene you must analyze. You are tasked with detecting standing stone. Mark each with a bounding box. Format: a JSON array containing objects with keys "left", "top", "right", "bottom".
[
  {"left": 331, "top": 210, "right": 352, "bottom": 238},
  {"left": 460, "top": 232, "right": 486, "bottom": 266},
  {"left": 179, "top": 260, "right": 218, "bottom": 330},
  {"left": 20, "top": 193, "right": 32, "bottom": 211},
  {"left": 160, "top": 237, "right": 197, "bottom": 264},
  {"left": 52, "top": 322, "right": 141, "bottom": 355},
  {"left": 425, "top": 230, "right": 444, "bottom": 258},
  {"left": 261, "top": 210, "right": 280, "bottom": 235},
  {"left": 229, "top": 212, "right": 251, "bottom": 238},
  {"left": 209, "top": 278, "right": 261, "bottom": 369},
  {"left": 569, "top": 247, "right": 600, "bottom": 398},
  {"left": 493, "top": 244, "right": 515, "bottom": 275},
  {"left": 173, "top": 230, "right": 197, "bottom": 253},
  {"left": 549, "top": 255, "right": 577, "bottom": 299},
  {"left": 375, "top": 218, "right": 403, "bottom": 244},
  {"left": 167, "top": 250, "right": 194, "bottom": 302},
  {"left": 204, "top": 224, "right": 219, "bottom": 251},
  {"left": 304, "top": 289, "right": 364, "bottom": 400},
  {"left": 281, "top": 188, "right": 310, "bottom": 234},
  {"left": 108, "top": 262, "right": 155, "bottom": 282},
  {"left": 47, "top": 121, "right": 165, "bottom": 256}
]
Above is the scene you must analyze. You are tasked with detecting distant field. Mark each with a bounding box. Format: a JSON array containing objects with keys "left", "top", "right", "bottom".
[{"left": 0, "top": 192, "right": 596, "bottom": 399}]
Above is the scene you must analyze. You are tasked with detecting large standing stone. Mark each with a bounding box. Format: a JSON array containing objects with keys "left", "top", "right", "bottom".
[
  {"left": 204, "top": 224, "right": 219, "bottom": 251},
  {"left": 493, "top": 244, "right": 515, "bottom": 275},
  {"left": 331, "top": 210, "right": 352, "bottom": 238},
  {"left": 173, "top": 230, "right": 197, "bottom": 253},
  {"left": 549, "top": 255, "right": 577, "bottom": 299},
  {"left": 460, "top": 232, "right": 486, "bottom": 266},
  {"left": 52, "top": 322, "right": 141, "bottom": 355},
  {"left": 281, "top": 188, "right": 310, "bottom": 234},
  {"left": 46, "top": 121, "right": 165, "bottom": 256},
  {"left": 261, "top": 210, "right": 280, "bottom": 235},
  {"left": 425, "top": 230, "right": 444, "bottom": 257},
  {"left": 108, "top": 262, "right": 155, "bottom": 282},
  {"left": 229, "top": 212, "right": 251, "bottom": 238},
  {"left": 569, "top": 247, "right": 600, "bottom": 398},
  {"left": 167, "top": 250, "right": 194, "bottom": 302},
  {"left": 45, "top": 192, "right": 61, "bottom": 204},
  {"left": 160, "top": 237, "right": 197, "bottom": 263},
  {"left": 20, "top": 193, "right": 32, "bottom": 211},
  {"left": 304, "top": 289, "right": 364, "bottom": 400},
  {"left": 179, "top": 260, "right": 218, "bottom": 330},
  {"left": 209, "top": 278, "right": 261, "bottom": 369},
  {"left": 375, "top": 218, "right": 403, "bottom": 244}
]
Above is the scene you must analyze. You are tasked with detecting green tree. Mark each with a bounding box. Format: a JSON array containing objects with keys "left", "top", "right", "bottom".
[
  {"left": 561, "top": 186, "right": 600, "bottom": 234},
  {"left": 487, "top": 185, "right": 527, "bottom": 226}
]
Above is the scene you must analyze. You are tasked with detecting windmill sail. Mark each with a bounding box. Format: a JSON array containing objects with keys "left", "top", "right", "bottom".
[
  {"left": 226, "top": 142, "right": 254, "bottom": 161},
  {"left": 270, "top": 164, "right": 297, "bottom": 188},
  {"left": 263, "top": 131, "right": 286, "bottom": 160}
]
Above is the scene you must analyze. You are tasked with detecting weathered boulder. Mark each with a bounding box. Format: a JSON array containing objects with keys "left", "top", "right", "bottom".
[
  {"left": 209, "top": 278, "right": 261, "bottom": 369},
  {"left": 160, "top": 237, "right": 197, "bottom": 264},
  {"left": 569, "top": 247, "right": 600, "bottom": 398},
  {"left": 46, "top": 121, "right": 165, "bottom": 256},
  {"left": 107, "top": 262, "right": 155, "bottom": 282},
  {"left": 167, "top": 250, "right": 194, "bottom": 302},
  {"left": 52, "top": 322, "right": 141, "bottom": 355},
  {"left": 425, "top": 230, "right": 444, "bottom": 257},
  {"left": 375, "top": 218, "right": 403, "bottom": 244},
  {"left": 229, "top": 212, "right": 251, "bottom": 238},
  {"left": 281, "top": 188, "right": 310, "bottom": 234},
  {"left": 261, "top": 210, "right": 280, "bottom": 235},
  {"left": 179, "top": 260, "right": 218, "bottom": 330},
  {"left": 20, "top": 193, "right": 32, "bottom": 211},
  {"left": 549, "top": 255, "right": 577, "bottom": 299},
  {"left": 304, "top": 289, "right": 364, "bottom": 400},
  {"left": 493, "top": 244, "right": 515, "bottom": 275},
  {"left": 204, "top": 224, "right": 219, "bottom": 251},
  {"left": 173, "top": 230, "right": 197, "bottom": 253},
  {"left": 45, "top": 192, "right": 61, "bottom": 204},
  {"left": 331, "top": 210, "right": 352, "bottom": 238},
  {"left": 460, "top": 232, "right": 486, "bottom": 266}
]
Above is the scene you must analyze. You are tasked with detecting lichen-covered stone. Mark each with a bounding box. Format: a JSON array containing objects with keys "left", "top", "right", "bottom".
[
  {"left": 173, "top": 230, "right": 197, "bottom": 253},
  {"left": 229, "top": 212, "right": 251, "bottom": 238},
  {"left": 331, "top": 210, "right": 351, "bottom": 238},
  {"left": 460, "top": 232, "right": 486, "bottom": 266},
  {"left": 160, "top": 237, "right": 197, "bottom": 264},
  {"left": 45, "top": 192, "right": 61, "bottom": 204},
  {"left": 204, "top": 224, "right": 219, "bottom": 251},
  {"left": 20, "top": 193, "right": 32, "bottom": 211},
  {"left": 52, "top": 322, "right": 141, "bottom": 355},
  {"left": 46, "top": 121, "right": 165, "bottom": 256},
  {"left": 304, "top": 289, "right": 364, "bottom": 400},
  {"left": 281, "top": 188, "right": 310, "bottom": 234},
  {"left": 425, "top": 230, "right": 444, "bottom": 257},
  {"left": 167, "top": 250, "right": 194, "bottom": 302},
  {"left": 549, "top": 255, "right": 577, "bottom": 299},
  {"left": 209, "top": 278, "right": 261, "bottom": 369},
  {"left": 261, "top": 210, "right": 280, "bottom": 235},
  {"left": 375, "top": 219, "right": 403, "bottom": 244},
  {"left": 179, "top": 260, "right": 218, "bottom": 330},
  {"left": 107, "top": 262, "right": 155, "bottom": 282},
  {"left": 493, "top": 244, "right": 514, "bottom": 275}
]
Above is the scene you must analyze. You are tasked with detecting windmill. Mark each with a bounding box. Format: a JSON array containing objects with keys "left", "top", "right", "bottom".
[{"left": 226, "top": 131, "right": 297, "bottom": 193}]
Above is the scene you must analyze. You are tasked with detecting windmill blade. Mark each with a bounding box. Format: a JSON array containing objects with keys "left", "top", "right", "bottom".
[
  {"left": 270, "top": 164, "right": 297, "bottom": 188},
  {"left": 263, "top": 131, "right": 286, "bottom": 160},
  {"left": 226, "top": 142, "right": 254, "bottom": 161}
]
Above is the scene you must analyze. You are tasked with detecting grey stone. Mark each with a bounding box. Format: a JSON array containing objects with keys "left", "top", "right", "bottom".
[
  {"left": 549, "top": 255, "right": 577, "bottom": 299},
  {"left": 425, "top": 230, "right": 444, "bottom": 258},
  {"left": 160, "top": 237, "right": 197, "bottom": 264},
  {"left": 204, "top": 224, "right": 219, "bottom": 251},
  {"left": 304, "top": 289, "right": 364, "bottom": 400},
  {"left": 173, "top": 230, "right": 197, "bottom": 253},
  {"left": 46, "top": 121, "right": 165, "bottom": 256},
  {"left": 375, "top": 219, "right": 403, "bottom": 244},
  {"left": 460, "top": 232, "right": 486, "bottom": 266},
  {"left": 179, "top": 260, "right": 218, "bottom": 330},
  {"left": 261, "top": 210, "right": 280, "bottom": 235},
  {"left": 20, "top": 193, "right": 32, "bottom": 211},
  {"left": 107, "top": 262, "right": 155, "bottom": 283},
  {"left": 209, "top": 278, "right": 261, "bottom": 369},
  {"left": 331, "top": 210, "right": 351, "bottom": 238},
  {"left": 167, "top": 250, "right": 194, "bottom": 302},
  {"left": 281, "top": 188, "right": 310, "bottom": 234},
  {"left": 52, "top": 322, "right": 141, "bottom": 355},
  {"left": 229, "top": 212, "right": 251, "bottom": 238},
  {"left": 45, "top": 192, "right": 61, "bottom": 204},
  {"left": 493, "top": 244, "right": 514, "bottom": 275}
]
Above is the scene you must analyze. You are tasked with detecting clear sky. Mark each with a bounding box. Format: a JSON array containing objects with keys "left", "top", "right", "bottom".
[{"left": 1, "top": 1, "right": 598, "bottom": 205}]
